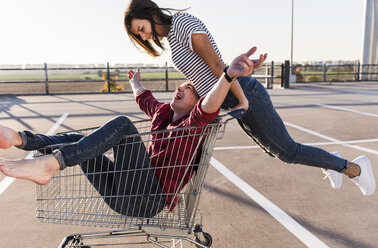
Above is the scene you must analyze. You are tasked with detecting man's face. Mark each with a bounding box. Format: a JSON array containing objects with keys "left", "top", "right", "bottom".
[{"left": 170, "top": 82, "right": 199, "bottom": 115}]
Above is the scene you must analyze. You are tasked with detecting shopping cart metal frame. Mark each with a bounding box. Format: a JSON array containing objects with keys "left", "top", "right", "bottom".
[{"left": 34, "top": 110, "right": 245, "bottom": 248}]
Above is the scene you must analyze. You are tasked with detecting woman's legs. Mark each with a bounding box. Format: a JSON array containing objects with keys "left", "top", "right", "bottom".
[
  {"left": 221, "top": 76, "right": 375, "bottom": 196},
  {"left": 222, "top": 76, "right": 349, "bottom": 172}
]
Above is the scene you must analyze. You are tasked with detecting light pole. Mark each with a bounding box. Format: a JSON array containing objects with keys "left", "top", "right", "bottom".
[{"left": 290, "top": 0, "right": 294, "bottom": 68}]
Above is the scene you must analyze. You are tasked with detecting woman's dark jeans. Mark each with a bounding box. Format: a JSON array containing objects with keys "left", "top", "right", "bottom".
[
  {"left": 221, "top": 76, "right": 348, "bottom": 172},
  {"left": 19, "top": 116, "right": 166, "bottom": 217}
]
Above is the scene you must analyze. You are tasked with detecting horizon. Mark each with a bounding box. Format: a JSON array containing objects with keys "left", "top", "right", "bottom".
[{"left": 0, "top": 59, "right": 362, "bottom": 68}]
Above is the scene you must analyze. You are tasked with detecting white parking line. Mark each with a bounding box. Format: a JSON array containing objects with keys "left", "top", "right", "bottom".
[
  {"left": 211, "top": 157, "right": 329, "bottom": 248},
  {"left": 214, "top": 138, "right": 378, "bottom": 151},
  {"left": 284, "top": 121, "right": 378, "bottom": 155},
  {"left": 213, "top": 105, "right": 378, "bottom": 246},
  {"left": 0, "top": 113, "right": 69, "bottom": 197},
  {"left": 317, "top": 104, "right": 378, "bottom": 118}
]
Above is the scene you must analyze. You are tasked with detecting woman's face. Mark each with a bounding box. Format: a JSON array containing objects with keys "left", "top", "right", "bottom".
[{"left": 130, "top": 18, "right": 164, "bottom": 41}]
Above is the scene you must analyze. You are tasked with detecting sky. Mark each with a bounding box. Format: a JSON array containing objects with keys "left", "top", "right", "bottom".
[{"left": 0, "top": 0, "right": 365, "bottom": 66}]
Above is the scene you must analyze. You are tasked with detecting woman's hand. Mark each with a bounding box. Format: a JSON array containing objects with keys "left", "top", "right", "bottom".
[
  {"left": 230, "top": 101, "right": 249, "bottom": 112},
  {"left": 227, "top": 47, "right": 268, "bottom": 78},
  {"left": 226, "top": 47, "right": 267, "bottom": 112},
  {"left": 229, "top": 81, "right": 249, "bottom": 111}
]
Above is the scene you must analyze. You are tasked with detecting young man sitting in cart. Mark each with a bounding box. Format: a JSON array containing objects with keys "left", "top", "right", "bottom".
[{"left": 0, "top": 46, "right": 266, "bottom": 217}]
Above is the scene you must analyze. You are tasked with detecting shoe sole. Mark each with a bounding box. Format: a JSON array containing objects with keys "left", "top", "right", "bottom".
[
  {"left": 333, "top": 173, "right": 342, "bottom": 189},
  {"left": 330, "top": 151, "right": 342, "bottom": 189},
  {"left": 322, "top": 168, "right": 342, "bottom": 189},
  {"left": 357, "top": 155, "right": 376, "bottom": 196}
]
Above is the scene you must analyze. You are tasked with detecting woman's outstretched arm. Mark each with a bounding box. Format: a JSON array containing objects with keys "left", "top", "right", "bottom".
[
  {"left": 192, "top": 34, "right": 267, "bottom": 111},
  {"left": 201, "top": 47, "right": 266, "bottom": 114}
]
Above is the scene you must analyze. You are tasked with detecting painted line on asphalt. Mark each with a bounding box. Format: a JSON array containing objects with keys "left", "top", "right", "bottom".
[
  {"left": 317, "top": 104, "right": 378, "bottom": 118},
  {"left": 214, "top": 138, "right": 378, "bottom": 151},
  {"left": 0, "top": 113, "right": 69, "bottom": 197},
  {"left": 284, "top": 121, "right": 378, "bottom": 155},
  {"left": 211, "top": 157, "right": 329, "bottom": 248}
]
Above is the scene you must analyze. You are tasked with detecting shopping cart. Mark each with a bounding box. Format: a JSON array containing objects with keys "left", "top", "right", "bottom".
[{"left": 34, "top": 109, "right": 245, "bottom": 248}]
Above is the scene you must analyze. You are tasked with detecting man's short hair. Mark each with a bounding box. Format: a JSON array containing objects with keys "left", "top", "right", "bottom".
[{"left": 186, "top": 81, "right": 200, "bottom": 100}]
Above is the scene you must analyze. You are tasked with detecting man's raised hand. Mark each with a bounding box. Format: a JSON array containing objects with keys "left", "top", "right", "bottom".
[{"left": 128, "top": 68, "right": 141, "bottom": 81}]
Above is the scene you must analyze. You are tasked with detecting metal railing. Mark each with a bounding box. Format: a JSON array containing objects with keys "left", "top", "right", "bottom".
[
  {"left": 293, "top": 62, "right": 378, "bottom": 83},
  {"left": 0, "top": 62, "right": 377, "bottom": 95},
  {"left": 0, "top": 63, "right": 186, "bottom": 95}
]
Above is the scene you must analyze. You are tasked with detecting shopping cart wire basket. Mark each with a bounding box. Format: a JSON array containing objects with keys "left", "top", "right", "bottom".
[{"left": 34, "top": 109, "right": 245, "bottom": 248}]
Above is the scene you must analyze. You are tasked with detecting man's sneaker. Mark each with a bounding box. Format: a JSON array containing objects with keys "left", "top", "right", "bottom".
[
  {"left": 351, "top": 155, "right": 376, "bottom": 196},
  {"left": 322, "top": 151, "right": 342, "bottom": 189}
]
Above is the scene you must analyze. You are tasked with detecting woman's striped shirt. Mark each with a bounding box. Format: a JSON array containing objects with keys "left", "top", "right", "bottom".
[{"left": 167, "top": 13, "right": 224, "bottom": 97}]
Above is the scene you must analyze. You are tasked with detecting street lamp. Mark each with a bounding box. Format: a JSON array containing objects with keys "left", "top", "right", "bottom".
[{"left": 291, "top": 0, "right": 294, "bottom": 68}]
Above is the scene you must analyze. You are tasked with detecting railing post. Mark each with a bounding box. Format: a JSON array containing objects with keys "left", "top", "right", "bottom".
[
  {"left": 44, "top": 63, "right": 49, "bottom": 94},
  {"left": 284, "top": 60, "right": 290, "bottom": 88},
  {"left": 165, "top": 62, "right": 169, "bottom": 91},
  {"left": 323, "top": 64, "right": 327, "bottom": 82},
  {"left": 270, "top": 61, "right": 274, "bottom": 89},
  {"left": 357, "top": 62, "right": 360, "bottom": 81},
  {"left": 107, "top": 62, "right": 111, "bottom": 92},
  {"left": 281, "top": 63, "right": 284, "bottom": 88}
]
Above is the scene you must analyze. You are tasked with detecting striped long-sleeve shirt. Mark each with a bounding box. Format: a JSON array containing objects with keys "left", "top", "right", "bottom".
[{"left": 167, "top": 13, "right": 224, "bottom": 98}]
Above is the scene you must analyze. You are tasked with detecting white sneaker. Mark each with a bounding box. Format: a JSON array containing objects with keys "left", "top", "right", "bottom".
[
  {"left": 322, "top": 151, "right": 342, "bottom": 189},
  {"left": 351, "top": 155, "right": 376, "bottom": 196}
]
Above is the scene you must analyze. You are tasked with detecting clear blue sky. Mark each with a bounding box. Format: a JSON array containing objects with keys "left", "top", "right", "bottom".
[{"left": 0, "top": 0, "right": 364, "bottom": 65}]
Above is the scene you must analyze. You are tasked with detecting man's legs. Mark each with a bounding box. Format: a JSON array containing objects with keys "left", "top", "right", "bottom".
[
  {"left": 0, "top": 116, "right": 166, "bottom": 215},
  {"left": 0, "top": 125, "right": 23, "bottom": 149},
  {"left": 0, "top": 125, "right": 84, "bottom": 184},
  {"left": 71, "top": 116, "right": 165, "bottom": 217},
  {"left": 80, "top": 153, "right": 165, "bottom": 218},
  {"left": 2, "top": 115, "right": 147, "bottom": 168},
  {"left": 0, "top": 155, "right": 59, "bottom": 185},
  {"left": 111, "top": 137, "right": 166, "bottom": 217}
]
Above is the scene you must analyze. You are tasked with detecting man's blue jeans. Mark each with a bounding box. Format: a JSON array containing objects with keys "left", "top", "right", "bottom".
[
  {"left": 18, "top": 116, "right": 166, "bottom": 217},
  {"left": 221, "top": 76, "right": 348, "bottom": 172}
]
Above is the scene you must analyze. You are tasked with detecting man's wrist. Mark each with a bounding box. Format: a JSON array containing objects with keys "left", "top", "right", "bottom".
[{"left": 129, "top": 78, "right": 138, "bottom": 84}]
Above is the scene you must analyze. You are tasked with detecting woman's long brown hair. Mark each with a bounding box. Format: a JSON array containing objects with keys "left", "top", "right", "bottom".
[{"left": 124, "top": 0, "right": 188, "bottom": 57}]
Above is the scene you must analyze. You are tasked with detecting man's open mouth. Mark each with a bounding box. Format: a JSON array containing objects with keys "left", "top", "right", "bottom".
[{"left": 174, "top": 92, "right": 183, "bottom": 100}]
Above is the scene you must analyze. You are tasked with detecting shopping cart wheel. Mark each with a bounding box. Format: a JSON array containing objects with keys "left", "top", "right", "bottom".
[
  {"left": 59, "top": 235, "right": 91, "bottom": 248},
  {"left": 74, "top": 240, "right": 91, "bottom": 248},
  {"left": 195, "top": 232, "right": 212, "bottom": 248}
]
